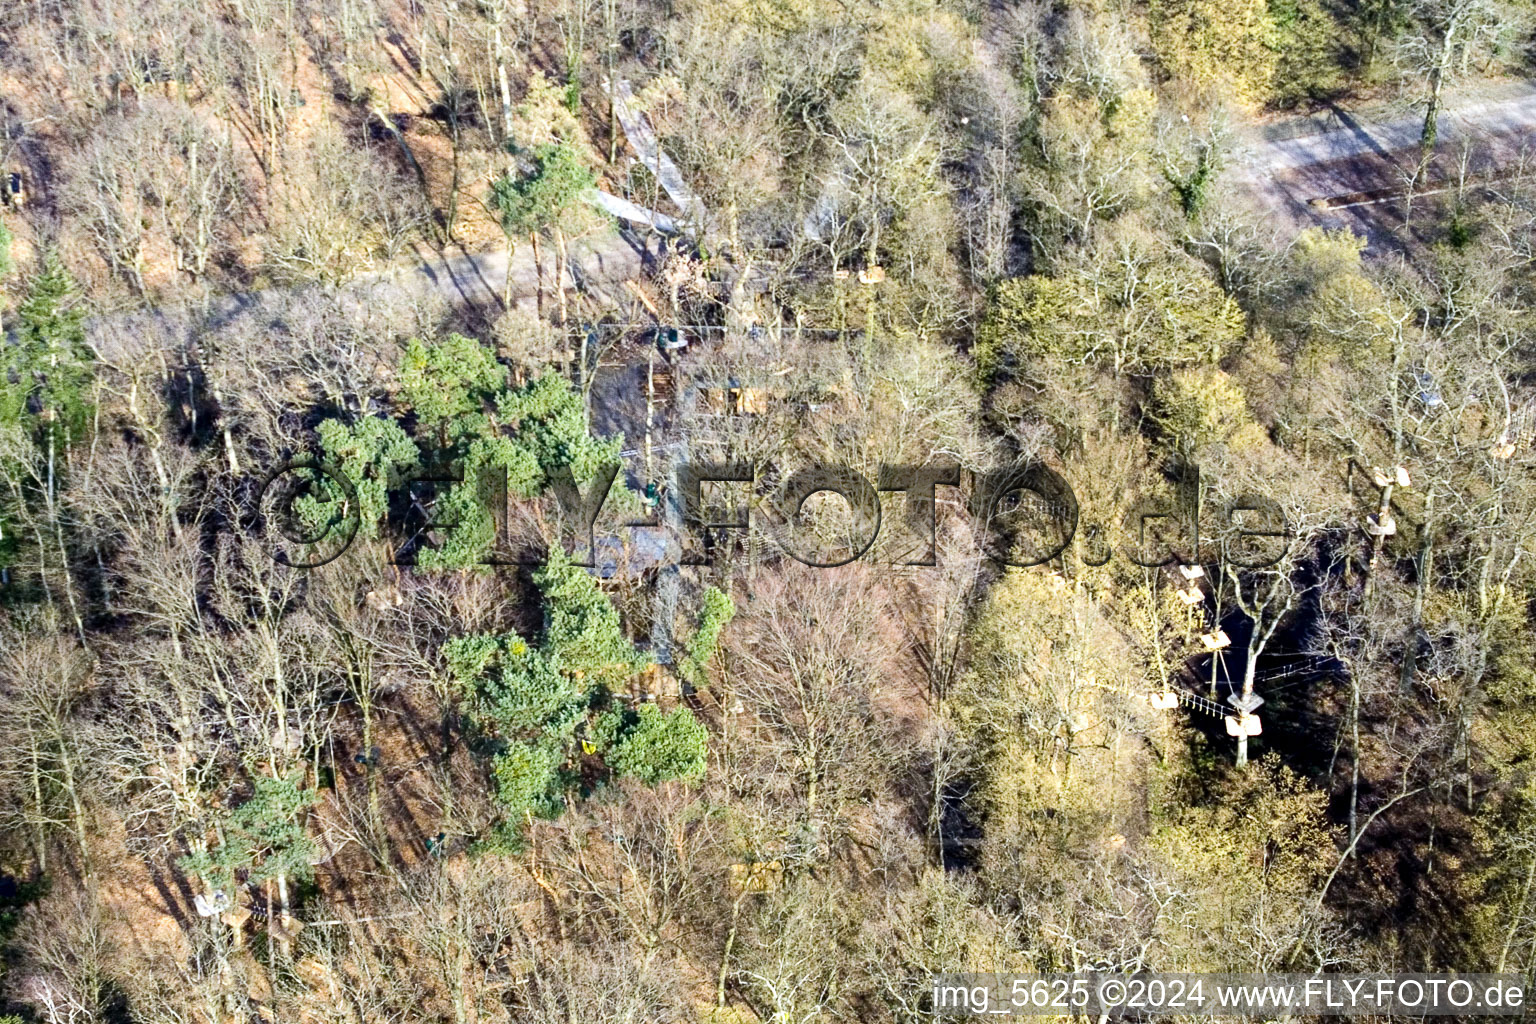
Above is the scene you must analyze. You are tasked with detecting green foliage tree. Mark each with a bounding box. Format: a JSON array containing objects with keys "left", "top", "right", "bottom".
[
  {"left": 491, "top": 740, "right": 564, "bottom": 823},
  {"left": 413, "top": 364, "right": 620, "bottom": 572},
  {"left": 1165, "top": 143, "right": 1220, "bottom": 220},
  {"left": 489, "top": 143, "right": 600, "bottom": 324},
  {"left": 489, "top": 144, "right": 596, "bottom": 243},
  {"left": 358, "top": 334, "right": 624, "bottom": 570},
  {"left": 398, "top": 333, "right": 508, "bottom": 442},
  {"left": 180, "top": 772, "right": 318, "bottom": 892},
  {"left": 605, "top": 702, "right": 708, "bottom": 785},
  {"left": 414, "top": 436, "right": 541, "bottom": 571},
  {"left": 0, "top": 254, "right": 94, "bottom": 618},
  {"left": 497, "top": 371, "right": 621, "bottom": 487},
  {"left": 678, "top": 585, "right": 735, "bottom": 689},
  {"left": 5, "top": 253, "right": 93, "bottom": 442},
  {"left": 445, "top": 549, "right": 704, "bottom": 845},
  {"left": 306, "top": 416, "right": 419, "bottom": 540},
  {"left": 531, "top": 546, "right": 649, "bottom": 686}
]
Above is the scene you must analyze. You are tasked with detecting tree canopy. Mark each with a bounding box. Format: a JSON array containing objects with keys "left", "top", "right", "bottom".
[{"left": 445, "top": 549, "right": 704, "bottom": 845}]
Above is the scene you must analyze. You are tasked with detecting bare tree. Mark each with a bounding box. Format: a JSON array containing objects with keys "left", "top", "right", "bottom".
[
  {"left": 729, "top": 566, "right": 902, "bottom": 864},
  {"left": 264, "top": 129, "right": 428, "bottom": 287},
  {"left": 0, "top": 626, "right": 95, "bottom": 875}
]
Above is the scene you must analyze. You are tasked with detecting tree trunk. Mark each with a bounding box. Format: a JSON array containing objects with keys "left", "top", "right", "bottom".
[
  {"left": 717, "top": 891, "right": 749, "bottom": 1008},
  {"left": 531, "top": 232, "right": 543, "bottom": 317},
  {"left": 494, "top": 19, "right": 515, "bottom": 168},
  {"left": 1349, "top": 664, "right": 1361, "bottom": 845},
  {"left": 503, "top": 237, "right": 515, "bottom": 312},
  {"left": 555, "top": 225, "right": 570, "bottom": 331},
  {"left": 1415, "top": 27, "right": 1456, "bottom": 190},
  {"left": 1499, "top": 853, "right": 1536, "bottom": 973},
  {"left": 29, "top": 725, "right": 47, "bottom": 871}
]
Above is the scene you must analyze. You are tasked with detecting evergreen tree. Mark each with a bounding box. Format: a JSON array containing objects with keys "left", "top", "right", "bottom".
[
  {"left": 398, "top": 332, "right": 509, "bottom": 441},
  {"left": 304, "top": 416, "right": 419, "bottom": 540},
  {"left": 303, "top": 335, "right": 623, "bottom": 571},
  {"left": 403, "top": 343, "right": 619, "bottom": 570},
  {"left": 0, "top": 254, "right": 94, "bottom": 617},
  {"left": 181, "top": 772, "right": 318, "bottom": 892},
  {"left": 605, "top": 702, "right": 708, "bottom": 785},
  {"left": 489, "top": 143, "right": 602, "bottom": 324},
  {"left": 5, "top": 252, "right": 93, "bottom": 441},
  {"left": 445, "top": 548, "right": 705, "bottom": 846},
  {"left": 679, "top": 585, "right": 735, "bottom": 689},
  {"left": 498, "top": 371, "right": 621, "bottom": 487},
  {"left": 488, "top": 143, "right": 596, "bottom": 243}
]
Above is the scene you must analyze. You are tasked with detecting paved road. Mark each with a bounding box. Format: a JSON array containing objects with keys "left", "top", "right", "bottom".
[
  {"left": 83, "top": 76, "right": 1536, "bottom": 353},
  {"left": 1237, "top": 81, "right": 1536, "bottom": 171},
  {"left": 84, "top": 231, "right": 656, "bottom": 361},
  {"left": 1227, "top": 80, "right": 1536, "bottom": 243},
  {"left": 362, "top": 234, "right": 650, "bottom": 314}
]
